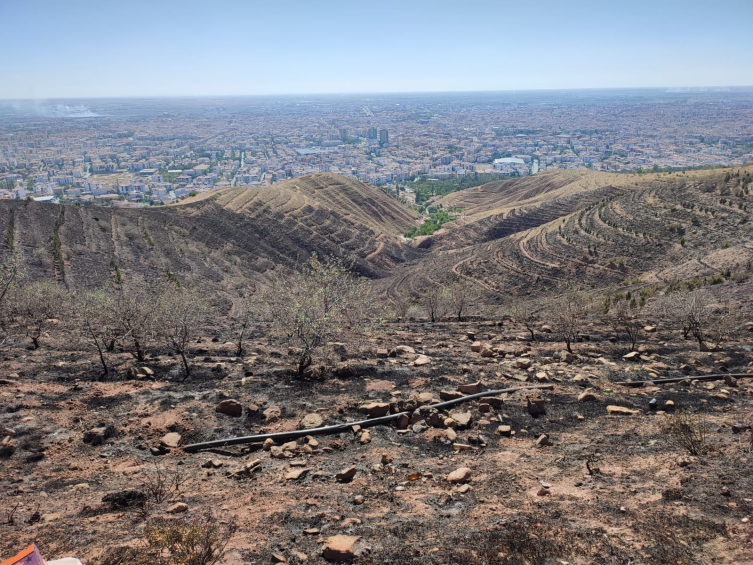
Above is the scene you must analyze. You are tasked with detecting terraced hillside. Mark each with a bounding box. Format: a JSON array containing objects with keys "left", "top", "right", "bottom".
[
  {"left": 0, "top": 173, "right": 422, "bottom": 292},
  {"left": 388, "top": 166, "right": 753, "bottom": 302}
]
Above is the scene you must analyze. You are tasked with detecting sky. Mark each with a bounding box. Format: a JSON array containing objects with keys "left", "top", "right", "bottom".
[{"left": 1, "top": 0, "right": 751, "bottom": 99}]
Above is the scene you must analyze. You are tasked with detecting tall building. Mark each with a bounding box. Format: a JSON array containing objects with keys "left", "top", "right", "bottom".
[
  {"left": 339, "top": 127, "right": 349, "bottom": 142},
  {"left": 379, "top": 129, "right": 389, "bottom": 144},
  {"left": 367, "top": 127, "right": 377, "bottom": 139}
]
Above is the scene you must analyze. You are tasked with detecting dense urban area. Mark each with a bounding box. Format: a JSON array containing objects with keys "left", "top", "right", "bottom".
[{"left": 1, "top": 88, "right": 752, "bottom": 208}]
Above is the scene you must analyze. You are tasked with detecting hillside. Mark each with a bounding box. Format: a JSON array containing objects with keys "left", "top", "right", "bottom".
[
  {"left": 0, "top": 173, "right": 422, "bottom": 292},
  {"left": 387, "top": 166, "right": 753, "bottom": 303}
]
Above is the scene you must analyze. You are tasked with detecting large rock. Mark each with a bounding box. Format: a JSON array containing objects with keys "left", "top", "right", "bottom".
[
  {"left": 413, "top": 355, "right": 431, "bottom": 366},
  {"left": 447, "top": 467, "right": 472, "bottom": 484},
  {"left": 451, "top": 412, "right": 472, "bottom": 429},
  {"left": 336, "top": 466, "right": 357, "bottom": 482},
  {"left": 440, "top": 390, "right": 464, "bottom": 401},
  {"left": 216, "top": 399, "right": 243, "bottom": 417},
  {"left": 470, "top": 341, "right": 483, "bottom": 352},
  {"left": 299, "top": 413, "right": 324, "bottom": 430},
  {"left": 322, "top": 535, "right": 364, "bottom": 562}
]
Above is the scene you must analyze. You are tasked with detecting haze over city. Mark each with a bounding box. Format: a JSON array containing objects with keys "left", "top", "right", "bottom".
[{"left": 2, "top": 0, "right": 753, "bottom": 99}]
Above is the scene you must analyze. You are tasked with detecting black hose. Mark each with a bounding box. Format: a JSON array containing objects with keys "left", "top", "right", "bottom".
[
  {"left": 183, "top": 383, "right": 554, "bottom": 453},
  {"left": 615, "top": 373, "right": 751, "bottom": 387}
]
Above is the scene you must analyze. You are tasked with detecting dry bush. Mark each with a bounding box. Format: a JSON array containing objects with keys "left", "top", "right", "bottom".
[
  {"left": 0, "top": 251, "right": 23, "bottom": 348},
  {"left": 101, "top": 513, "right": 236, "bottom": 565},
  {"left": 546, "top": 287, "right": 591, "bottom": 353},
  {"left": 421, "top": 284, "right": 448, "bottom": 323},
  {"left": 507, "top": 297, "right": 540, "bottom": 340},
  {"left": 661, "top": 411, "right": 710, "bottom": 456},
  {"left": 75, "top": 289, "right": 116, "bottom": 377},
  {"left": 14, "top": 280, "right": 69, "bottom": 349},
  {"left": 156, "top": 285, "right": 211, "bottom": 379},
  {"left": 606, "top": 296, "right": 644, "bottom": 352},
  {"left": 111, "top": 284, "right": 161, "bottom": 362},
  {"left": 142, "top": 463, "right": 186, "bottom": 505},
  {"left": 444, "top": 274, "right": 480, "bottom": 322},
  {"left": 659, "top": 290, "right": 740, "bottom": 351},
  {"left": 256, "top": 253, "right": 380, "bottom": 376}
]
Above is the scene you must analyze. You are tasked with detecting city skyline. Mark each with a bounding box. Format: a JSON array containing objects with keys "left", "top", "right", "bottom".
[{"left": 2, "top": 0, "right": 752, "bottom": 99}]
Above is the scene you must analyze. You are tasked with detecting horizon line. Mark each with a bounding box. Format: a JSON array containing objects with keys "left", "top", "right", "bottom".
[{"left": 3, "top": 85, "right": 753, "bottom": 102}]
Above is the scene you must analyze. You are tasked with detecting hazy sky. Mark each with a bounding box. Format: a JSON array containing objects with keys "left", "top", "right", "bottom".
[{"left": 1, "top": 0, "right": 751, "bottom": 99}]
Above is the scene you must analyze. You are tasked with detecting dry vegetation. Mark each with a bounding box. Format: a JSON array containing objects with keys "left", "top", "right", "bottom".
[{"left": 1, "top": 166, "right": 752, "bottom": 564}]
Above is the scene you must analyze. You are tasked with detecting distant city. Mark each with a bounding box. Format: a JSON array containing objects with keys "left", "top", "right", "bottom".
[{"left": 1, "top": 88, "right": 752, "bottom": 207}]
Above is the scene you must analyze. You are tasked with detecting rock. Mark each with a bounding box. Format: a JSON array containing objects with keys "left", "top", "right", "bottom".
[
  {"left": 515, "top": 359, "right": 532, "bottom": 370},
  {"left": 466, "top": 331, "right": 476, "bottom": 340},
  {"left": 451, "top": 412, "right": 472, "bottom": 429},
  {"left": 535, "top": 434, "right": 553, "bottom": 448},
  {"left": 724, "top": 375, "right": 738, "bottom": 387},
  {"left": 553, "top": 350, "right": 574, "bottom": 363},
  {"left": 299, "top": 413, "right": 324, "bottom": 430},
  {"left": 527, "top": 398, "right": 546, "bottom": 416},
  {"left": 360, "top": 402, "right": 390, "bottom": 418},
  {"left": 445, "top": 428, "right": 457, "bottom": 442},
  {"left": 577, "top": 391, "right": 596, "bottom": 402},
  {"left": 412, "top": 421, "right": 428, "bottom": 433},
  {"left": 160, "top": 432, "right": 182, "bottom": 448},
  {"left": 425, "top": 410, "right": 446, "bottom": 428},
  {"left": 322, "top": 535, "right": 364, "bottom": 562},
  {"left": 201, "top": 459, "right": 223, "bottom": 469},
  {"left": 394, "top": 345, "right": 416, "bottom": 356},
  {"left": 480, "top": 348, "right": 495, "bottom": 358},
  {"left": 102, "top": 489, "right": 147, "bottom": 509},
  {"left": 285, "top": 468, "right": 309, "bottom": 480},
  {"left": 732, "top": 424, "right": 751, "bottom": 434},
  {"left": 470, "top": 341, "right": 483, "bottom": 352},
  {"left": 271, "top": 554, "right": 287, "bottom": 564},
  {"left": 664, "top": 400, "right": 675, "bottom": 412},
  {"left": 413, "top": 354, "right": 431, "bottom": 366},
  {"left": 497, "top": 425, "right": 511, "bottom": 436},
  {"left": 537, "top": 487, "right": 551, "bottom": 496},
  {"left": 623, "top": 351, "right": 641, "bottom": 361},
  {"left": 263, "top": 438, "right": 275, "bottom": 451},
  {"left": 376, "top": 348, "right": 389, "bottom": 359},
  {"left": 478, "top": 403, "right": 491, "bottom": 413},
  {"left": 644, "top": 325, "right": 657, "bottom": 333},
  {"left": 166, "top": 502, "right": 188, "bottom": 514},
  {"left": 83, "top": 425, "right": 116, "bottom": 446},
  {"left": 291, "top": 550, "right": 307, "bottom": 562},
  {"left": 540, "top": 324, "right": 552, "bottom": 333},
  {"left": 247, "top": 403, "right": 260, "bottom": 416},
  {"left": 607, "top": 405, "right": 639, "bottom": 415},
  {"left": 457, "top": 381, "right": 482, "bottom": 394},
  {"left": 336, "top": 466, "right": 357, "bottom": 482},
  {"left": 264, "top": 406, "right": 282, "bottom": 422},
  {"left": 359, "top": 430, "right": 371, "bottom": 444},
  {"left": 216, "top": 399, "right": 243, "bottom": 417},
  {"left": 447, "top": 467, "right": 472, "bottom": 484},
  {"left": 440, "top": 390, "right": 464, "bottom": 401},
  {"left": 394, "top": 414, "right": 409, "bottom": 429}
]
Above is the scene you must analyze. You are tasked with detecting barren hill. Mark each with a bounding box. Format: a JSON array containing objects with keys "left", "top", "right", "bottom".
[
  {"left": 388, "top": 166, "right": 753, "bottom": 302},
  {"left": 0, "top": 173, "right": 422, "bottom": 291}
]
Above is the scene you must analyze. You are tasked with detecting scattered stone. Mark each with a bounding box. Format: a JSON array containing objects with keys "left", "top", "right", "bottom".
[
  {"left": 644, "top": 326, "right": 657, "bottom": 333},
  {"left": 537, "top": 487, "right": 551, "bottom": 497},
  {"left": 291, "top": 550, "right": 307, "bottom": 562},
  {"left": 607, "top": 405, "right": 639, "bottom": 415},
  {"left": 336, "top": 466, "right": 357, "bottom": 482},
  {"left": 160, "top": 432, "right": 182, "bottom": 448},
  {"left": 457, "top": 484, "right": 471, "bottom": 494},
  {"left": 299, "top": 413, "right": 324, "bottom": 430},
  {"left": 445, "top": 428, "right": 457, "bottom": 442},
  {"left": 413, "top": 355, "right": 431, "bottom": 366},
  {"left": 535, "top": 434, "right": 553, "bottom": 448},
  {"left": 480, "top": 396, "right": 504, "bottom": 408},
  {"left": 440, "top": 390, "right": 464, "bottom": 401},
  {"left": 376, "top": 348, "right": 389, "bottom": 359},
  {"left": 527, "top": 398, "right": 546, "bottom": 416},
  {"left": 286, "top": 468, "right": 309, "bottom": 481},
  {"left": 360, "top": 402, "right": 390, "bottom": 418},
  {"left": 201, "top": 459, "right": 223, "bottom": 469},
  {"left": 724, "top": 375, "right": 738, "bottom": 387},
  {"left": 271, "top": 554, "right": 287, "bottom": 564},
  {"left": 451, "top": 412, "right": 472, "bottom": 429},
  {"left": 359, "top": 430, "right": 371, "bottom": 444},
  {"left": 321, "top": 535, "right": 364, "bottom": 562},
  {"left": 540, "top": 324, "right": 552, "bottom": 333},
  {"left": 83, "top": 425, "right": 116, "bottom": 446},
  {"left": 395, "top": 414, "right": 409, "bottom": 429},
  {"left": 447, "top": 467, "right": 472, "bottom": 484},
  {"left": 578, "top": 391, "right": 596, "bottom": 402},
  {"left": 457, "top": 381, "right": 482, "bottom": 394},
  {"left": 497, "top": 425, "right": 511, "bottom": 437},
  {"left": 623, "top": 351, "right": 640, "bottom": 361},
  {"left": 216, "top": 399, "right": 243, "bottom": 417},
  {"left": 664, "top": 400, "right": 675, "bottom": 412},
  {"left": 478, "top": 403, "right": 491, "bottom": 413},
  {"left": 515, "top": 359, "right": 532, "bottom": 370},
  {"left": 166, "top": 502, "right": 188, "bottom": 514},
  {"left": 480, "top": 348, "right": 495, "bottom": 358},
  {"left": 264, "top": 406, "right": 282, "bottom": 422},
  {"left": 470, "top": 341, "right": 483, "bottom": 352}
]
